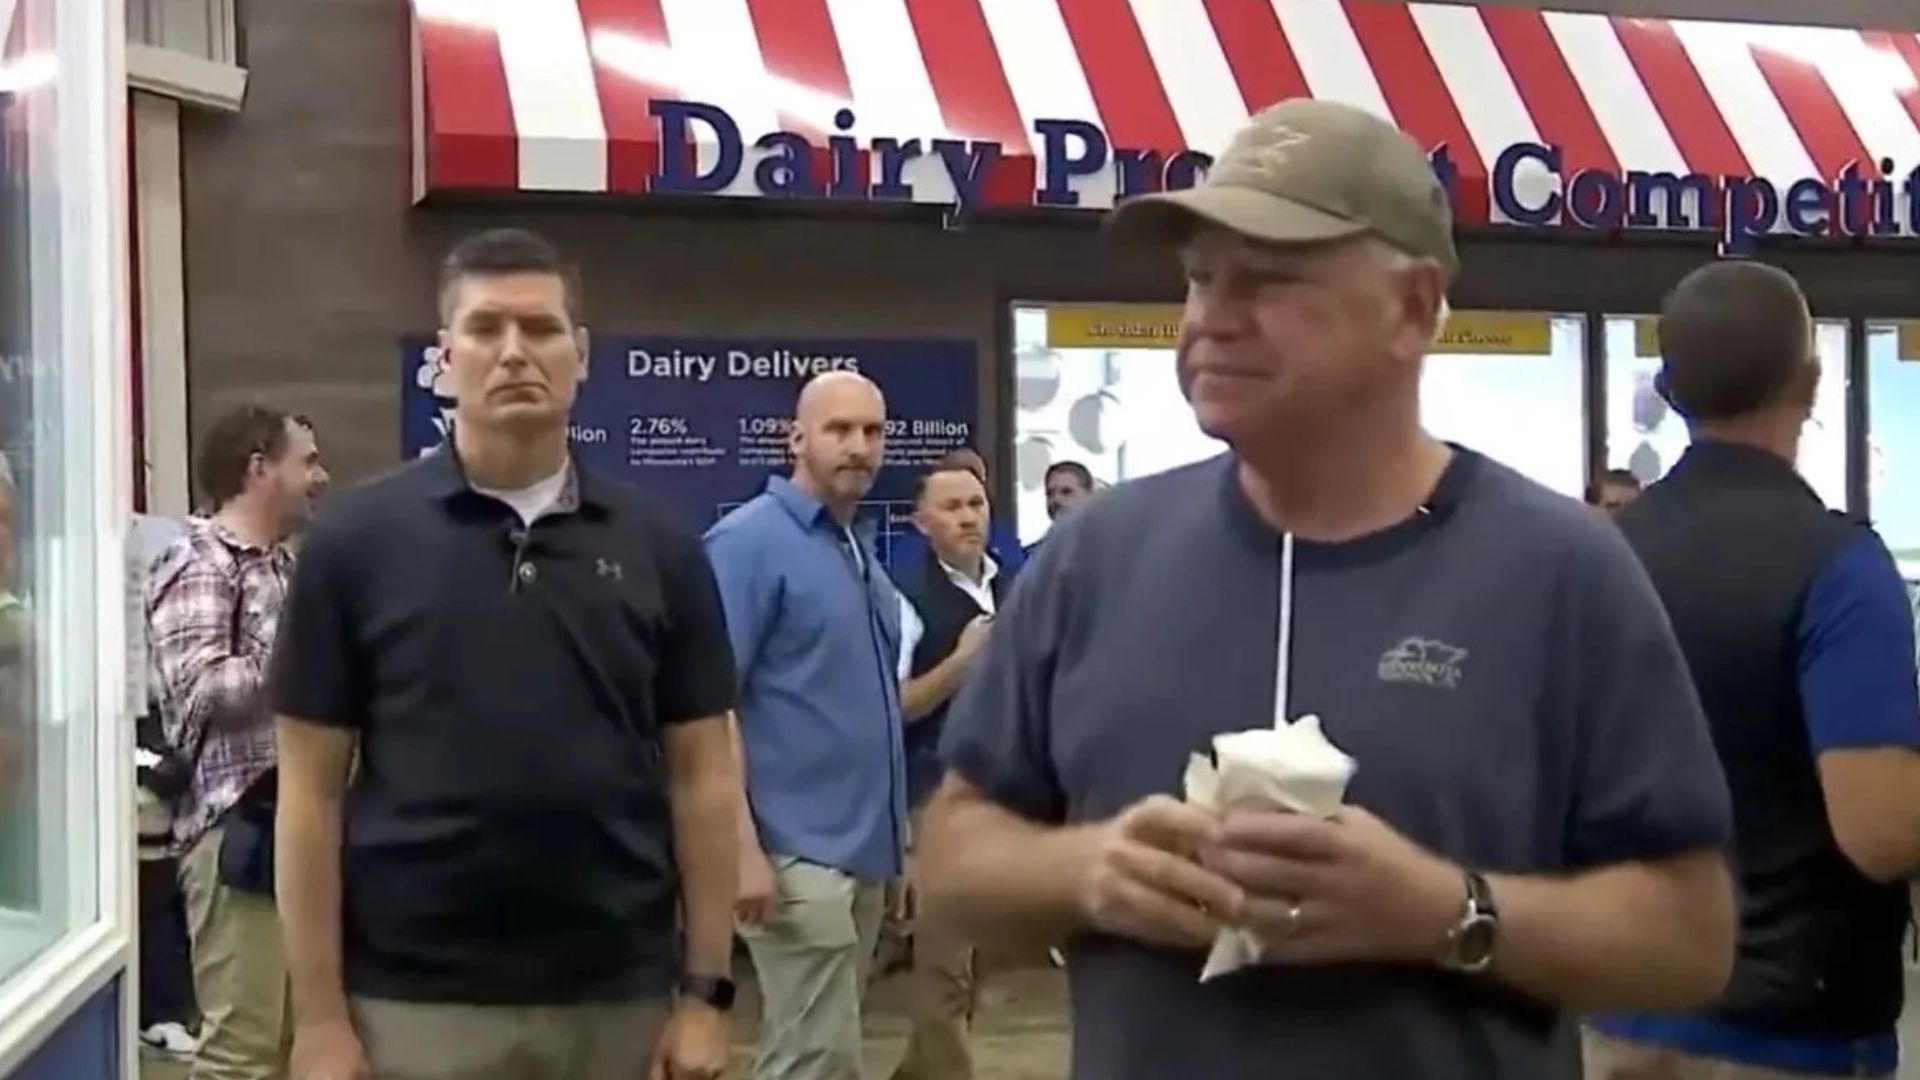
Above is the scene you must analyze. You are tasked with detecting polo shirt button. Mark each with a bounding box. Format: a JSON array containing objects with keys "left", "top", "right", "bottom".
[{"left": 517, "top": 562, "right": 537, "bottom": 585}]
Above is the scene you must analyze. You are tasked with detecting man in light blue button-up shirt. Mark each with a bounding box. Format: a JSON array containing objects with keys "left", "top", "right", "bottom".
[{"left": 704, "top": 371, "right": 907, "bottom": 1080}]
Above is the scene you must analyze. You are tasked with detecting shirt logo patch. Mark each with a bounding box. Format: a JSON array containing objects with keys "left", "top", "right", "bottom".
[
  {"left": 1377, "top": 637, "right": 1468, "bottom": 690},
  {"left": 596, "top": 558, "right": 623, "bottom": 581}
]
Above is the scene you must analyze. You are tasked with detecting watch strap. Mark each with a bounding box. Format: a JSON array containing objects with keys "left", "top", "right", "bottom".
[
  {"left": 1442, "top": 870, "right": 1499, "bottom": 974},
  {"left": 1464, "top": 869, "right": 1496, "bottom": 919},
  {"left": 678, "top": 973, "right": 737, "bottom": 1010}
]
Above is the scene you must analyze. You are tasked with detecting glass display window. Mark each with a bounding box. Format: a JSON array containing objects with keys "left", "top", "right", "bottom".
[
  {"left": 1009, "top": 303, "right": 1587, "bottom": 543},
  {"left": 1009, "top": 302, "right": 1217, "bottom": 545},
  {"left": 0, "top": 0, "right": 134, "bottom": 1070},
  {"left": 1865, "top": 322, "right": 1920, "bottom": 575},
  {"left": 1422, "top": 312, "right": 1586, "bottom": 499},
  {"left": 1604, "top": 315, "right": 1849, "bottom": 510}
]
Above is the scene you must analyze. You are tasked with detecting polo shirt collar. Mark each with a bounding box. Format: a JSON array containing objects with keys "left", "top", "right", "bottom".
[{"left": 421, "top": 441, "right": 609, "bottom": 516}]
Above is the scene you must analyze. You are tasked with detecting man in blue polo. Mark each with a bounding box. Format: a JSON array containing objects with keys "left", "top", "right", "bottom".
[
  {"left": 1591, "top": 262, "right": 1920, "bottom": 1080},
  {"left": 705, "top": 371, "right": 906, "bottom": 1080},
  {"left": 917, "top": 99, "right": 1738, "bottom": 1080}
]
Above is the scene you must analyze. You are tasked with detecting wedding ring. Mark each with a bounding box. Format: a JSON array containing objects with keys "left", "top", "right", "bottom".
[{"left": 1284, "top": 902, "right": 1302, "bottom": 933}]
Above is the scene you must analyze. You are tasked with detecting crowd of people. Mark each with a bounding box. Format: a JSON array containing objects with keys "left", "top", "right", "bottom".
[{"left": 132, "top": 96, "right": 1920, "bottom": 1080}]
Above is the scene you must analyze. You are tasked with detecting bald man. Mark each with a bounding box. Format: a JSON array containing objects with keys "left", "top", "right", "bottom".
[{"left": 704, "top": 372, "right": 909, "bottom": 1080}]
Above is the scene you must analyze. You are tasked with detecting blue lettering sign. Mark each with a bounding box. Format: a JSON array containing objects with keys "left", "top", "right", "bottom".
[
  {"left": 1164, "top": 150, "right": 1212, "bottom": 191},
  {"left": 1427, "top": 145, "right": 1461, "bottom": 206},
  {"left": 1492, "top": 142, "right": 1560, "bottom": 226},
  {"left": 1568, "top": 169, "right": 1624, "bottom": 229},
  {"left": 827, "top": 108, "right": 865, "bottom": 200},
  {"left": 931, "top": 138, "right": 1002, "bottom": 218},
  {"left": 870, "top": 137, "right": 922, "bottom": 200},
  {"left": 1035, "top": 118, "right": 1109, "bottom": 208},
  {"left": 1836, "top": 161, "right": 1872, "bottom": 235},
  {"left": 752, "top": 132, "right": 821, "bottom": 198},
  {"left": 1903, "top": 166, "right": 1920, "bottom": 235},
  {"left": 400, "top": 336, "right": 980, "bottom": 562},
  {"left": 1113, "top": 148, "right": 1164, "bottom": 198},
  {"left": 1784, "top": 177, "right": 1832, "bottom": 236},
  {"left": 1626, "top": 171, "right": 1713, "bottom": 230},
  {"left": 1723, "top": 176, "right": 1778, "bottom": 253},
  {"left": 652, "top": 100, "right": 741, "bottom": 195},
  {"left": 639, "top": 99, "right": 1920, "bottom": 248}
]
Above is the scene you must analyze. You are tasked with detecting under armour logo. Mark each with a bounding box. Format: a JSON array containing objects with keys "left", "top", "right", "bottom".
[{"left": 596, "top": 558, "right": 623, "bottom": 581}]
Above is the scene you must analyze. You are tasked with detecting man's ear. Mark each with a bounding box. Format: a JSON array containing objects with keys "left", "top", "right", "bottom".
[
  {"left": 1782, "top": 356, "right": 1820, "bottom": 416},
  {"left": 1399, "top": 264, "right": 1449, "bottom": 362},
  {"left": 435, "top": 328, "right": 452, "bottom": 372},
  {"left": 574, "top": 326, "right": 591, "bottom": 384}
]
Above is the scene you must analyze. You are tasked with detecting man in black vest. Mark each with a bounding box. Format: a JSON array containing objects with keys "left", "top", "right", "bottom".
[
  {"left": 1592, "top": 261, "right": 1920, "bottom": 1080},
  {"left": 889, "top": 461, "right": 1009, "bottom": 1080}
]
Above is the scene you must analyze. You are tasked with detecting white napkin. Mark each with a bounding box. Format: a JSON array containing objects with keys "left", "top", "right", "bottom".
[{"left": 1182, "top": 713, "right": 1356, "bottom": 982}]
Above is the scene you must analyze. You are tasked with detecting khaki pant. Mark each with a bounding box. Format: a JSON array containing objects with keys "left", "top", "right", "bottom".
[
  {"left": 1583, "top": 1029, "right": 1872, "bottom": 1080},
  {"left": 178, "top": 826, "right": 292, "bottom": 1080},
  {"left": 890, "top": 808, "right": 976, "bottom": 1080},
  {"left": 741, "top": 857, "right": 887, "bottom": 1080},
  {"left": 350, "top": 997, "right": 667, "bottom": 1080}
]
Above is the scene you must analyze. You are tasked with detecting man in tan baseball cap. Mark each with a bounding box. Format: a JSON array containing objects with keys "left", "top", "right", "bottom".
[
  {"left": 1109, "top": 96, "right": 1459, "bottom": 276},
  {"left": 916, "top": 97, "right": 1737, "bottom": 1080}
]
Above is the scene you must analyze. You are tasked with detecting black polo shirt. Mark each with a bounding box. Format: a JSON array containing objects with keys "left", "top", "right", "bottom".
[{"left": 269, "top": 448, "right": 737, "bottom": 1005}]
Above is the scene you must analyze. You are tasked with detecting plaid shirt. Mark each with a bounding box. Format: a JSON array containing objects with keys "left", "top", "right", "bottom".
[{"left": 146, "top": 519, "right": 292, "bottom": 849}]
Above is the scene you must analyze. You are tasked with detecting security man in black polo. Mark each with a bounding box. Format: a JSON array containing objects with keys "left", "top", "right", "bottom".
[
  {"left": 271, "top": 229, "right": 741, "bottom": 1080},
  {"left": 1591, "top": 261, "right": 1920, "bottom": 1080},
  {"left": 889, "top": 461, "right": 1009, "bottom": 1080}
]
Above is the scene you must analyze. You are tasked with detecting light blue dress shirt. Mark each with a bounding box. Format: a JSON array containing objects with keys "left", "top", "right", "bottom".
[{"left": 703, "top": 476, "right": 907, "bottom": 880}]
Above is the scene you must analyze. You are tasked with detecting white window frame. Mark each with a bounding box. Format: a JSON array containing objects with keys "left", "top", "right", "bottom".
[
  {"left": 126, "top": 0, "right": 245, "bottom": 113},
  {"left": 0, "top": 0, "right": 136, "bottom": 1073},
  {"left": 134, "top": 90, "right": 189, "bottom": 517}
]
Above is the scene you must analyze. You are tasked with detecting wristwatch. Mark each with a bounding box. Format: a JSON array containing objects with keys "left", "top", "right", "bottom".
[
  {"left": 1439, "top": 870, "right": 1500, "bottom": 975},
  {"left": 678, "top": 973, "right": 737, "bottom": 1011}
]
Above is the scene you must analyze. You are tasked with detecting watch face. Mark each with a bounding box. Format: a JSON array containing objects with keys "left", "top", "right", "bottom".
[
  {"left": 683, "top": 975, "right": 737, "bottom": 1010},
  {"left": 1454, "top": 915, "right": 1498, "bottom": 969}
]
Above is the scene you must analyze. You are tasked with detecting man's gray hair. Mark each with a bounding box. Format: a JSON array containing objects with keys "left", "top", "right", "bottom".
[{"left": 1373, "top": 239, "right": 1453, "bottom": 340}]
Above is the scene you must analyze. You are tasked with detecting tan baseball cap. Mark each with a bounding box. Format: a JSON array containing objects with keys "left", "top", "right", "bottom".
[{"left": 1108, "top": 98, "right": 1459, "bottom": 277}]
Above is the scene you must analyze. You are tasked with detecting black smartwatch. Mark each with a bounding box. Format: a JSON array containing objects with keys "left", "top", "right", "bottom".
[
  {"left": 1440, "top": 870, "right": 1500, "bottom": 975},
  {"left": 678, "top": 973, "right": 737, "bottom": 1011}
]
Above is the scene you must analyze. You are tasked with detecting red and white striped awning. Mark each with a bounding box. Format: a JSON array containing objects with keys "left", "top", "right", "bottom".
[
  {"left": 0, "top": 0, "right": 47, "bottom": 176},
  {"left": 410, "top": 0, "right": 1920, "bottom": 224},
  {"left": 0, "top": 0, "right": 34, "bottom": 84}
]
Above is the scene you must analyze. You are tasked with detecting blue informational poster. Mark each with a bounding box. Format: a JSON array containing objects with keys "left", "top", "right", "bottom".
[{"left": 402, "top": 335, "right": 979, "bottom": 562}]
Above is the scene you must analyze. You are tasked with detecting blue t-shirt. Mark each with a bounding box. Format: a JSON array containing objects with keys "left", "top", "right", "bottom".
[
  {"left": 941, "top": 450, "right": 1733, "bottom": 1080},
  {"left": 1592, "top": 532, "right": 1920, "bottom": 1078}
]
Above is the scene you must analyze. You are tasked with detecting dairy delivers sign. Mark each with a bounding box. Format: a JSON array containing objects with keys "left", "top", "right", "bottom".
[{"left": 402, "top": 334, "right": 978, "bottom": 553}]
